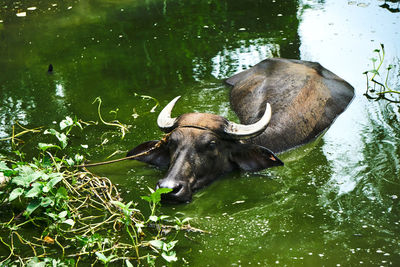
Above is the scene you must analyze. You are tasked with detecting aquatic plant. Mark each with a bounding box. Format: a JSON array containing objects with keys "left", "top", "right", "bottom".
[
  {"left": 0, "top": 115, "right": 200, "bottom": 266},
  {"left": 93, "top": 97, "right": 130, "bottom": 139},
  {"left": 363, "top": 43, "right": 400, "bottom": 103}
]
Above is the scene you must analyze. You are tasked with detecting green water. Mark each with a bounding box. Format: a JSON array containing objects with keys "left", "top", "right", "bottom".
[{"left": 1, "top": 0, "right": 400, "bottom": 265}]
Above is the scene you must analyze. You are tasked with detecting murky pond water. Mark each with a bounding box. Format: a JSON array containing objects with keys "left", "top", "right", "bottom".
[{"left": 1, "top": 0, "right": 400, "bottom": 265}]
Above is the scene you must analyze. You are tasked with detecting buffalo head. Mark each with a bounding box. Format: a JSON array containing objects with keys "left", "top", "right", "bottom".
[{"left": 127, "top": 96, "right": 283, "bottom": 202}]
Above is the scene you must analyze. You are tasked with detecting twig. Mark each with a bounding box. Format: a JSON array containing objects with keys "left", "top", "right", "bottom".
[
  {"left": 82, "top": 214, "right": 119, "bottom": 236},
  {"left": 73, "top": 132, "right": 170, "bottom": 168},
  {"left": 0, "top": 236, "right": 14, "bottom": 264},
  {"left": 0, "top": 122, "right": 42, "bottom": 142}
]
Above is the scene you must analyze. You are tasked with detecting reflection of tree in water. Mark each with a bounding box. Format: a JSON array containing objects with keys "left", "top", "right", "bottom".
[
  {"left": 380, "top": 0, "right": 400, "bottom": 13},
  {"left": 121, "top": 0, "right": 301, "bottom": 89},
  {"left": 0, "top": 0, "right": 301, "bottom": 149},
  {"left": 357, "top": 102, "right": 400, "bottom": 221},
  {"left": 315, "top": 101, "right": 400, "bottom": 254}
]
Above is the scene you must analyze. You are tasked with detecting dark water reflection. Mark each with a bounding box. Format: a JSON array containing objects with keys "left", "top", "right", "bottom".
[
  {"left": 1, "top": 0, "right": 400, "bottom": 265},
  {"left": 0, "top": 0, "right": 299, "bottom": 152}
]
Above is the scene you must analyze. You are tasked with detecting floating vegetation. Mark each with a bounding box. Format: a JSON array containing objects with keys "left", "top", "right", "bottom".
[
  {"left": 363, "top": 44, "right": 400, "bottom": 103},
  {"left": 0, "top": 122, "right": 42, "bottom": 146},
  {"left": 93, "top": 97, "right": 130, "bottom": 139},
  {"left": 134, "top": 93, "right": 160, "bottom": 113},
  {"left": 0, "top": 116, "right": 200, "bottom": 266}
]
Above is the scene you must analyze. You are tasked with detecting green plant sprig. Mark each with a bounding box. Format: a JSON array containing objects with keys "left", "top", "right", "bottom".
[
  {"left": 134, "top": 93, "right": 160, "bottom": 113},
  {"left": 363, "top": 43, "right": 400, "bottom": 103},
  {"left": 92, "top": 97, "right": 130, "bottom": 139}
]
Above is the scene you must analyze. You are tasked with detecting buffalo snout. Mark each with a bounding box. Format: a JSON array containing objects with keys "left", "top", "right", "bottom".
[{"left": 156, "top": 178, "right": 192, "bottom": 203}]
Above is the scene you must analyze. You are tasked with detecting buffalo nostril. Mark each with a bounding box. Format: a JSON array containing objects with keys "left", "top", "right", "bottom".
[
  {"left": 157, "top": 181, "right": 183, "bottom": 195},
  {"left": 156, "top": 180, "right": 187, "bottom": 201},
  {"left": 171, "top": 183, "right": 183, "bottom": 195}
]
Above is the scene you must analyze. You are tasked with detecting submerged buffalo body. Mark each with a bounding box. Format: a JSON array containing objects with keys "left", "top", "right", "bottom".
[{"left": 128, "top": 58, "right": 354, "bottom": 202}]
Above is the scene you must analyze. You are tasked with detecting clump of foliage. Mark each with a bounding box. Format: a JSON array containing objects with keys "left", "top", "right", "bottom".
[
  {"left": 0, "top": 115, "right": 198, "bottom": 266},
  {"left": 363, "top": 43, "right": 400, "bottom": 103}
]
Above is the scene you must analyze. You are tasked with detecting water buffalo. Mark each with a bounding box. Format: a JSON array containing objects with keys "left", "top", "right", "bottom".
[{"left": 127, "top": 58, "right": 354, "bottom": 202}]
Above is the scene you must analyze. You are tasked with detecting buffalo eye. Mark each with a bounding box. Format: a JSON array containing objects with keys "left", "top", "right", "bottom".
[
  {"left": 167, "top": 137, "right": 178, "bottom": 151},
  {"left": 208, "top": 140, "right": 217, "bottom": 149}
]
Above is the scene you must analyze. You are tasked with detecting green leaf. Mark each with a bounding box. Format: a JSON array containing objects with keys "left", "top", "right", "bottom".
[
  {"left": 25, "top": 183, "right": 42, "bottom": 198},
  {"left": 44, "top": 129, "right": 58, "bottom": 136},
  {"left": 38, "top": 143, "right": 61, "bottom": 151},
  {"left": 56, "top": 186, "right": 68, "bottom": 199},
  {"left": 26, "top": 257, "right": 46, "bottom": 267},
  {"left": 75, "top": 235, "right": 89, "bottom": 245},
  {"left": 15, "top": 165, "right": 34, "bottom": 174},
  {"left": 40, "top": 197, "right": 54, "bottom": 207},
  {"left": 155, "top": 187, "right": 173, "bottom": 195},
  {"left": 9, "top": 188, "right": 24, "bottom": 202},
  {"left": 24, "top": 199, "right": 41, "bottom": 216},
  {"left": 140, "top": 196, "right": 152, "bottom": 203},
  {"left": 135, "top": 222, "right": 144, "bottom": 233},
  {"left": 62, "top": 219, "right": 75, "bottom": 227},
  {"left": 42, "top": 185, "right": 50, "bottom": 193},
  {"left": 60, "top": 116, "right": 74, "bottom": 130},
  {"left": 111, "top": 200, "right": 138, "bottom": 217},
  {"left": 95, "top": 252, "right": 107, "bottom": 262},
  {"left": 58, "top": 210, "right": 68, "bottom": 218},
  {"left": 40, "top": 172, "right": 50, "bottom": 181},
  {"left": 48, "top": 173, "right": 62, "bottom": 188},
  {"left": 12, "top": 165, "right": 41, "bottom": 187},
  {"left": 141, "top": 187, "right": 173, "bottom": 204},
  {"left": 46, "top": 212, "right": 58, "bottom": 220},
  {"left": 111, "top": 200, "right": 126, "bottom": 210},
  {"left": 43, "top": 129, "right": 68, "bottom": 149},
  {"left": 75, "top": 120, "right": 83, "bottom": 130},
  {"left": 369, "top": 69, "right": 380, "bottom": 75},
  {"left": 151, "top": 187, "right": 173, "bottom": 203},
  {"left": 182, "top": 217, "right": 192, "bottom": 224},
  {"left": 149, "top": 215, "right": 158, "bottom": 222},
  {"left": 95, "top": 252, "right": 115, "bottom": 263},
  {"left": 125, "top": 260, "right": 134, "bottom": 267},
  {"left": 0, "top": 161, "right": 11, "bottom": 171},
  {"left": 161, "top": 252, "right": 178, "bottom": 262},
  {"left": 12, "top": 176, "right": 29, "bottom": 187},
  {"left": 0, "top": 162, "right": 13, "bottom": 178},
  {"left": 74, "top": 154, "right": 84, "bottom": 164},
  {"left": 65, "top": 158, "right": 75, "bottom": 166},
  {"left": 146, "top": 254, "right": 156, "bottom": 265},
  {"left": 149, "top": 240, "right": 164, "bottom": 250},
  {"left": 167, "top": 240, "right": 178, "bottom": 250},
  {"left": 58, "top": 133, "right": 68, "bottom": 149}
]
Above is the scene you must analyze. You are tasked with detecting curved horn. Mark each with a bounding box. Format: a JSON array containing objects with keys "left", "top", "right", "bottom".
[
  {"left": 157, "top": 96, "right": 181, "bottom": 132},
  {"left": 224, "top": 103, "right": 272, "bottom": 139}
]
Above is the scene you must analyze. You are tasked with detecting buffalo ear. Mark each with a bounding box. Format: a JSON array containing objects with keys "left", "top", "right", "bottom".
[
  {"left": 230, "top": 144, "right": 284, "bottom": 172},
  {"left": 127, "top": 140, "right": 170, "bottom": 168}
]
